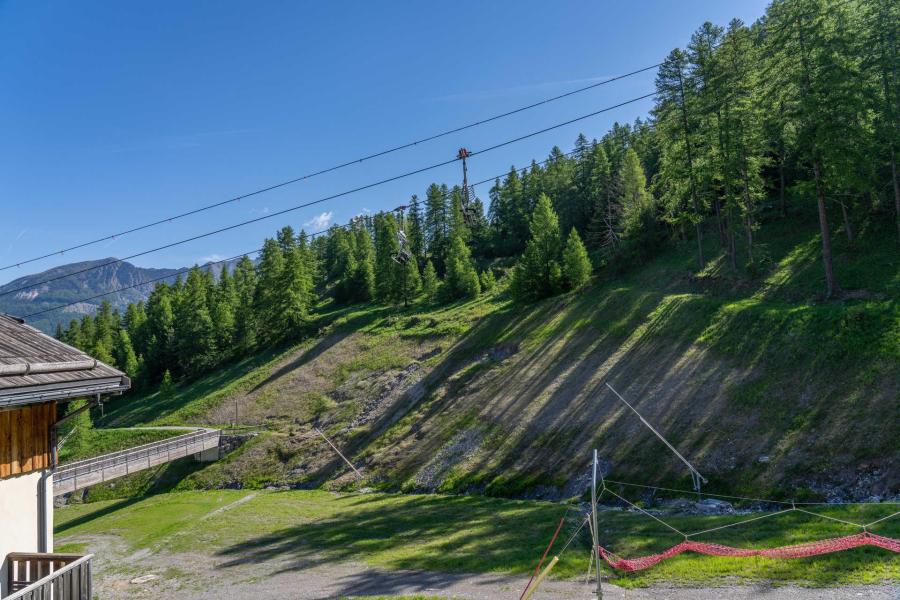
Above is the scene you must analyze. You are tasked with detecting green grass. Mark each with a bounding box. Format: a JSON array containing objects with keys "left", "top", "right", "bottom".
[
  {"left": 68, "top": 210, "right": 899, "bottom": 502},
  {"left": 55, "top": 489, "right": 899, "bottom": 587},
  {"left": 58, "top": 428, "right": 184, "bottom": 464}
]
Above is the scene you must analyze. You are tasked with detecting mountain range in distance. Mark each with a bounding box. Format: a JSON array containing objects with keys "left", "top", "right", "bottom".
[{"left": 0, "top": 257, "right": 242, "bottom": 334}]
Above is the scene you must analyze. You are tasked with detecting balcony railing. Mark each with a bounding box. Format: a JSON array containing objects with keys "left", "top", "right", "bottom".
[{"left": 5, "top": 553, "right": 92, "bottom": 600}]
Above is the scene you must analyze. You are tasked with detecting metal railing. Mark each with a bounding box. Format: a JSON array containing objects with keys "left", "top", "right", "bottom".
[
  {"left": 53, "top": 428, "right": 220, "bottom": 494},
  {"left": 5, "top": 553, "right": 92, "bottom": 600}
]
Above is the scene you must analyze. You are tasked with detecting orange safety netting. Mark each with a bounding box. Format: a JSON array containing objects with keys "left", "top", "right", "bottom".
[{"left": 598, "top": 532, "right": 900, "bottom": 572}]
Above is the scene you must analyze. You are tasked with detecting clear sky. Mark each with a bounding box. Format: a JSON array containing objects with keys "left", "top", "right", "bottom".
[{"left": 0, "top": 0, "right": 770, "bottom": 285}]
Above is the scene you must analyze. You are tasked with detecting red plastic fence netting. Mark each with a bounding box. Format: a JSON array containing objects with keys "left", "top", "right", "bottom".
[{"left": 598, "top": 532, "right": 900, "bottom": 572}]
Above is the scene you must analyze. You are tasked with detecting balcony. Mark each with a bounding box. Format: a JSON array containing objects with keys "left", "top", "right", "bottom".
[{"left": 5, "top": 553, "right": 92, "bottom": 600}]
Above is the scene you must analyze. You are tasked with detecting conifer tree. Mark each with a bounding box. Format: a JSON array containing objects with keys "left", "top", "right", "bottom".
[
  {"left": 374, "top": 213, "right": 402, "bottom": 304},
  {"left": 176, "top": 267, "right": 216, "bottom": 375},
  {"left": 400, "top": 252, "right": 421, "bottom": 306},
  {"left": 424, "top": 183, "right": 449, "bottom": 269},
  {"left": 114, "top": 328, "right": 140, "bottom": 380},
  {"left": 352, "top": 224, "right": 376, "bottom": 302},
  {"left": 332, "top": 228, "right": 359, "bottom": 304},
  {"left": 145, "top": 284, "right": 175, "bottom": 380},
  {"left": 442, "top": 234, "right": 480, "bottom": 301},
  {"left": 479, "top": 269, "right": 496, "bottom": 293},
  {"left": 656, "top": 48, "right": 705, "bottom": 269},
  {"left": 421, "top": 260, "right": 439, "bottom": 302},
  {"left": 233, "top": 255, "right": 258, "bottom": 353},
  {"left": 512, "top": 194, "right": 562, "bottom": 300},
  {"left": 159, "top": 369, "right": 175, "bottom": 398},
  {"left": 620, "top": 148, "right": 659, "bottom": 259},
  {"left": 277, "top": 245, "right": 314, "bottom": 336},
  {"left": 254, "top": 237, "right": 285, "bottom": 342},
  {"left": 407, "top": 195, "right": 426, "bottom": 262},
  {"left": 213, "top": 266, "right": 237, "bottom": 353},
  {"left": 562, "top": 228, "right": 592, "bottom": 290}
]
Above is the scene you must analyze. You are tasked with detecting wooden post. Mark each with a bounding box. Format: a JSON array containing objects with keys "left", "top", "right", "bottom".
[
  {"left": 591, "top": 449, "right": 603, "bottom": 599},
  {"left": 521, "top": 555, "right": 558, "bottom": 600}
]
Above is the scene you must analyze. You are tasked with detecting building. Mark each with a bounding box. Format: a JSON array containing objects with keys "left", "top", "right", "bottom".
[{"left": 0, "top": 313, "right": 130, "bottom": 598}]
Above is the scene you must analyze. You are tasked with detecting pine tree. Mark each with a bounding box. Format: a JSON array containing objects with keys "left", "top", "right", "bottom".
[
  {"left": 479, "top": 269, "right": 496, "bottom": 293},
  {"left": 562, "top": 228, "right": 592, "bottom": 290},
  {"left": 424, "top": 183, "right": 449, "bottom": 270},
  {"left": 159, "top": 369, "right": 175, "bottom": 398},
  {"left": 374, "top": 213, "right": 402, "bottom": 304},
  {"left": 352, "top": 224, "right": 375, "bottom": 302},
  {"left": 211, "top": 266, "right": 237, "bottom": 358},
  {"left": 407, "top": 194, "right": 426, "bottom": 262},
  {"left": 585, "top": 143, "right": 620, "bottom": 251},
  {"left": 254, "top": 237, "right": 285, "bottom": 343},
  {"left": 145, "top": 284, "right": 175, "bottom": 380},
  {"left": 400, "top": 252, "right": 421, "bottom": 306},
  {"left": 176, "top": 267, "right": 216, "bottom": 375},
  {"left": 512, "top": 194, "right": 563, "bottom": 300},
  {"left": 656, "top": 48, "right": 705, "bottom": 269},
  {"left": 233, "top": 255, "right": 258, "bottom": 353},
  {"left": 276, "top": 225, "right": 296, "bottom": 255},
  {"left": 620, "top": 148, "right": 659, "bottom": 259},
  {"left": 114, "top": 328, "right": 140, "bottom": 380},
  {"left": 421, "top": 260, "right": 439, "bottom": 302},
  {"left": 332, "top": 228, "right": 359, "bottom": 304},
  {"left": 442, "top": 234, "right": 480, "bottom": 301},
  {"left": 277, "top": 245, "right": 314, "bottom": 337}
]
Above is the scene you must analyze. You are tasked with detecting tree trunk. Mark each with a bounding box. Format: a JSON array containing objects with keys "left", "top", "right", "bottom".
[
  {"left": 778, "top": 154, "right": 787, "bottom": 217},
  {"left": 726, "top": 209, "right": 736, "bottom": 270},
  {"left": 714, "top": 195, "right": 726, "bottom": 246},
  {"left": 840, "top": 199, "right": 854, "bottom": 243},
  {"left": 778, "top": 102, "right": 788, "bottom": 217},
  {"left": 677, "top": 69, "right": 704, "bottom": 269},
  {"left": 746, "top": 216, "right": 753, "bottom": 264},
  {"left": 812, "top": 161, "right": 838, "bottom": 298},
  {"left": 892, "top": 146, "right": 900, "bottom": 243}
]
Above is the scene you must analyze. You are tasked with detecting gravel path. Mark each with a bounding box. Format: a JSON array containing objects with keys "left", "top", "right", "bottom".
[{"left": 81, "top": 538, "right": 897, "bottom": 600}]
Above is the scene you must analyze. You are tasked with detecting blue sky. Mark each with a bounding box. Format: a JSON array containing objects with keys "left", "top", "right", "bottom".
[{"left": 0, "top": 0, "right": 769, "bottom": 285}]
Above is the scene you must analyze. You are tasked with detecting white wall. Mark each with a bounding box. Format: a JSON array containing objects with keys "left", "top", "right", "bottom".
[{"left": 0, "top": 470, "right": 53, "bottom": 598}]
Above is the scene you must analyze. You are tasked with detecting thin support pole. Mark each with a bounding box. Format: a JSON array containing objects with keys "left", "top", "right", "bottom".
[
  {"left": 591, "top": 449, "right": 603, "bottom": 599},
  {"left": 314, "top": 427, "right": 363, "bottom": 480},
  {"left": 521, "top": 556, "right": 559, "bottom": 600}
]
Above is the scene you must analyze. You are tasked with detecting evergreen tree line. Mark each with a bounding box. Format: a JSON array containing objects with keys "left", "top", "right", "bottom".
[{"left": 58, "top": 0, "right": 897, "bottom": 386}]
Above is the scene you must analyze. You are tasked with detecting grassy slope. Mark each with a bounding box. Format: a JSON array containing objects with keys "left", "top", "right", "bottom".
[
  {"left": 94, "top": 211, "right": 898, "bottom": 501},
  {"left": 55, "top": 489, "right": 899, "bottom": 587}
]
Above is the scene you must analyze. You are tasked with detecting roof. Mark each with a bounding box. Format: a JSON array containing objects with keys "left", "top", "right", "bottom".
[{"left": 0, "top": 314, "right": 130, "bottom": 408}]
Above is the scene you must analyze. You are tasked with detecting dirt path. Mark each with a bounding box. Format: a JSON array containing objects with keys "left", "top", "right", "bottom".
[{"left": 78, "top": 536, "right": 896, "bottom": 600}]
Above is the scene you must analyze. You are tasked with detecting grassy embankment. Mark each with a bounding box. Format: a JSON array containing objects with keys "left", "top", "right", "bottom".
[
  {"left": 85, "top": 211, "right": 898, "bottom": 500},
  {"left": 55, "top": 489, "right": 899, "bottom": 587}
]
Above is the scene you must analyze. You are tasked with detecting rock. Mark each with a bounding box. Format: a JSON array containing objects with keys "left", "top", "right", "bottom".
[
  {"left": 130, "top": 574, "right": 159, "bottom": 585},
  {"left": 695, "top": 498, "right": 735, "bottom": 515}
]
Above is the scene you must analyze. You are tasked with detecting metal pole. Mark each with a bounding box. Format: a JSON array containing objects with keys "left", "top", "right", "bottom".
[
  {"left": 591, "top": 449, "right": 603, "bottom": 599},
  {"left": 314, "top": 428, "right": 364, "bottom": 480}
]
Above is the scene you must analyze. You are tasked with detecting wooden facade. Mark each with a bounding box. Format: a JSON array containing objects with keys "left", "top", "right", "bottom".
[{"left": 0, "top": 402, "right": 55, "bottom": 479}]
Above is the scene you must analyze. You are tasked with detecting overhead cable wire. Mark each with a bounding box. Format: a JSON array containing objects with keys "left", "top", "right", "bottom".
[
  {"left": 0, "top": 64, "right": 661, "bottom": 273},
  {"left": 602, "top": 479, "right": 900, "bottom": 507},
  {"left": 4, "top": 92, "right": 655, "bottom": 299},
  {"left": 21, "top": 145, "right": 585, "bottom": 319}
]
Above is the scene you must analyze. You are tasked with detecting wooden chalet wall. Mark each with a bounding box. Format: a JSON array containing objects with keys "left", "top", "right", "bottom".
[{"left": 0, "top": 402, "right": 55, "bottom": 479}]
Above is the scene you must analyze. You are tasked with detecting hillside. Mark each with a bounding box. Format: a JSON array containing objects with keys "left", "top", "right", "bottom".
[
  {"left": 0, "top": 257, "right": 246, "bottom": 333},
  {"left": 0, "top": 258, "right": 181, "bottom": 332},
  {"left": 97, "top": 210, "right": 899, "bottom": 502}
]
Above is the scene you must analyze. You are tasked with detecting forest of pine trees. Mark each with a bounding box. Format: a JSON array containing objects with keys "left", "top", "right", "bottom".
[{"left": 60, "top": 0, "right": 898, "bottom": 389}]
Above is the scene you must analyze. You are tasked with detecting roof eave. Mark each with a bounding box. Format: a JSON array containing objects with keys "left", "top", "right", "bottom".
[{"left": 0, "top": 377, "right": 131, "bottom": 409}]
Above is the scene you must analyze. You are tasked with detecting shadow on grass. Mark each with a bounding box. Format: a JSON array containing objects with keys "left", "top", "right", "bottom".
[{"left": 214, "top": 493, "right": 580, "bottom": 588}]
